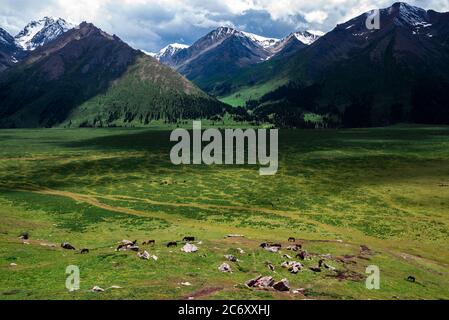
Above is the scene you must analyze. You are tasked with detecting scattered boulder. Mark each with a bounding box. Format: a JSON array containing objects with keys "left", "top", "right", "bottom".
[
  {"left": 61, "top": 242, "right": 76, "bottom": 250},
  {"left": 237, "top": 248, "right": 245, "bottom": 254},
  {"left": 281, "top": 261, "right": 303, "bottom": 274},
  {"left": 219, "top": 263, "right": 232, "bottom": 273},
  {"left": 182, "top": 243, "right": 198, "bottom": 253},
  {"left": 121, "top": 240, "right": 137, "bottom": 246},
  {"left": 246, "top": 276, "right": 275, "bottom": 289},
  {"left": 264, "top": 246, "right": 280, "bottom": 253},
  {"left": 292, "top": 288, "right": 307, "bottom": 295},
  {"left": 273, "top": 279, "right": 290, "bottom": 292},
  {"left": 10, "top": 263, "right": 17, "bottom": 267},
  {"left": 181, "top": 282, "right": 192, "bottom": 286},
  {"left": 265, "top": 261, "right": 275, "bottom": 271},
  {"left": 224, "top": 255, "right": 238, "bottom": 262},
  {"left": 137, "top": 251, "right": 151, "bottom": 260},
  {"left": 151, "top": 255, "right": 158, "bottom": 261},
  {"left": 91, "top": 286, "right": 105, "bottom": 293},
  {"left": 117, "top": 240, "right": 139, "bottom": 252},
  {"left": 286, "top": 245, "right": 301, "bottom": 252}
]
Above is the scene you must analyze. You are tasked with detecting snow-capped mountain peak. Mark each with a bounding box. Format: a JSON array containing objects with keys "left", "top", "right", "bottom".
[
  {"left": 15, "top": 17, "right": 74, "bottom": 51},
  {"left": 293, "top": 30, "right": 323, "bottom": 45},
  {"left": 156, "top": 43, "right": 189, "bottom": 58},
  {"left": 155, "top": 43, "right": 189, "bottom": 59},
  {"left": 153, "top": 43, "right": 190, "bottom": 64}
]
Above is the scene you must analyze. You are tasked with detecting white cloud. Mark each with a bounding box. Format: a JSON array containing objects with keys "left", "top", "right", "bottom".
[
  {"left": 304, "top": 10, "right": 328, "bottom": 24},
  {"left": 0, "top": 0, "right": 448, "bottom": 51}
]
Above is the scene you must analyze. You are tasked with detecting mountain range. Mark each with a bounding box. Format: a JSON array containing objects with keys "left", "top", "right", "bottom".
[
  {"left": 217, "top": 2, "right": 449, "bottom": 127},
  {"left": 0, "top": 2, "right": 448, "bottom": 128},
  {"left": 0, "top": 22, "right": 225, "bottom": 128},
  {"left": 150, "top": 27, "right": 322, "bottom": 95}
]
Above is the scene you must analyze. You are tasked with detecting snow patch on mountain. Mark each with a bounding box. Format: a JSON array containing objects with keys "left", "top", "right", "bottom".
[
  {"left": 154, "top": 43, "right": 189, "bottom": 61},
  {"left": 15, "top": 17, "right": 74, "bottom": 51},
  {"left": 293, "top": 31, "right": 322, "bottom": 45},
  {"left": 240, "top": 31, "right": 280, "bottom": 48}
]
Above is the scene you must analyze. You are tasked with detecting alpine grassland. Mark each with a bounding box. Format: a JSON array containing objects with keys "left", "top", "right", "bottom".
[{"left": 0, "top": 125, "right": 448, "bottom": 300}]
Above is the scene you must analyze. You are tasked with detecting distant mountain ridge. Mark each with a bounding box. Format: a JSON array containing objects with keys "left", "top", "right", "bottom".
[
  {"left": 0, "top": 22, "right": 225, "bottom": 128},
  {"left": 0, "top": 28, "right": 20, "bottom": 72},
  {"left": 0, "top": 17, "right": 74, "bottom": 73},
  {"left": 229, "top": 2, "right": 449, "bottom": 127},
  {"left": 153, "top": 26, "right": 321, "bottom": 95}
]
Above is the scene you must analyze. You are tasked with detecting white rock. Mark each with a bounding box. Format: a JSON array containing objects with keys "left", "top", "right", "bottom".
[
  {"left": 181, "top": 282, "right": 192, "bottom": 286},
  {"left": 219, "top": 263, "right": 232, "bottom": 273},
  {"left": 137, "top": 251, "right": 151, "bottom": 260},
  {"left": 182, "top": 243, "right": 198, "bottom": 253},
  {"left": 91, "top": 286, "right": 105, "bottom": 292}
]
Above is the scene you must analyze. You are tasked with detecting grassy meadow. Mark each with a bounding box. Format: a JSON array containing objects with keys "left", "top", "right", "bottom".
[{"left": 0, "top": 125, "right": 448, "bottom": 300}]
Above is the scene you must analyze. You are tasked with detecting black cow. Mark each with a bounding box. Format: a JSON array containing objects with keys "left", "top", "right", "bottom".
[
  {"left": 167, "top": 242, "right": 178, "bottom": 248},
  {"left": 183, "top": 237, "right": 195, "bottom": 242},
  {"left": 61, "top": 242, "right": 76, "bottom": 250},
  {"left": 19, "top": 232, "right": 29, "bottom": 240},
  {"left": 296, "top": 251, "right": 307, "bottom": 261},
  {"left": 288, "top": 237, "right": 296, "bottom": 242},
  {"left": 80, "top": 249, "right": 90, "bottom": 254},
  {"left": 407, "top": 276, "right": 416, "bottom": 283}
]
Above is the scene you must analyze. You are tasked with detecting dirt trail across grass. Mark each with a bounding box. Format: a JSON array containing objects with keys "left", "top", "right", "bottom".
[{"left": 17, "top": 186, "right": 358, "bottom": 237}]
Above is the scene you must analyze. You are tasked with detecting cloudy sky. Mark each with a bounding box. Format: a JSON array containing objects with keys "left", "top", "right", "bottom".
[{"left": 1, "top": 0, "right": 448, "bottom": 52}]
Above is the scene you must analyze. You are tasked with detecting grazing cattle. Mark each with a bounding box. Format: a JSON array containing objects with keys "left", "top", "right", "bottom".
[
  {"left": 296, "top": 251, "right": 308, "bottom": 261},
  {"left": 147, "top": 240, "right": 156, "bottom": 246},
  {"left": 318, "top": 259, "right": 324, "bottom": 268},
  {"left": 19, "top": 232, "right": 29, "bottom": 240},
  {"left": 269, "top": 243, "right": 282, "bottom": 248},
  {"left": 265, "top": 262, "right": 275, "bottom": 271},
  {"left": 288, "top": 237, "right": 296, "bottom": 242},
  {"left": 183, "top": 237, "right": 195, "bottom": 242},
  {"left": 260, "top": 243, "right": 270, "bottom": 248},
  {"left": 61, "top": 242, "right": 76, "bottom": 250},
  {"left": 116, "top": 244, "right": 127, "bottom": 251},
  {"left": 407, "top": 276, "right": 416, "bottom": 283},
  {"left": 309, "top": 267, "right": 322, "bottom": 273},
  {"left": 80, "top": 249, "right": 90, "bottom": 254},
  {"left": 167, "top": 242, "right": 178, "bottom": 248}
]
